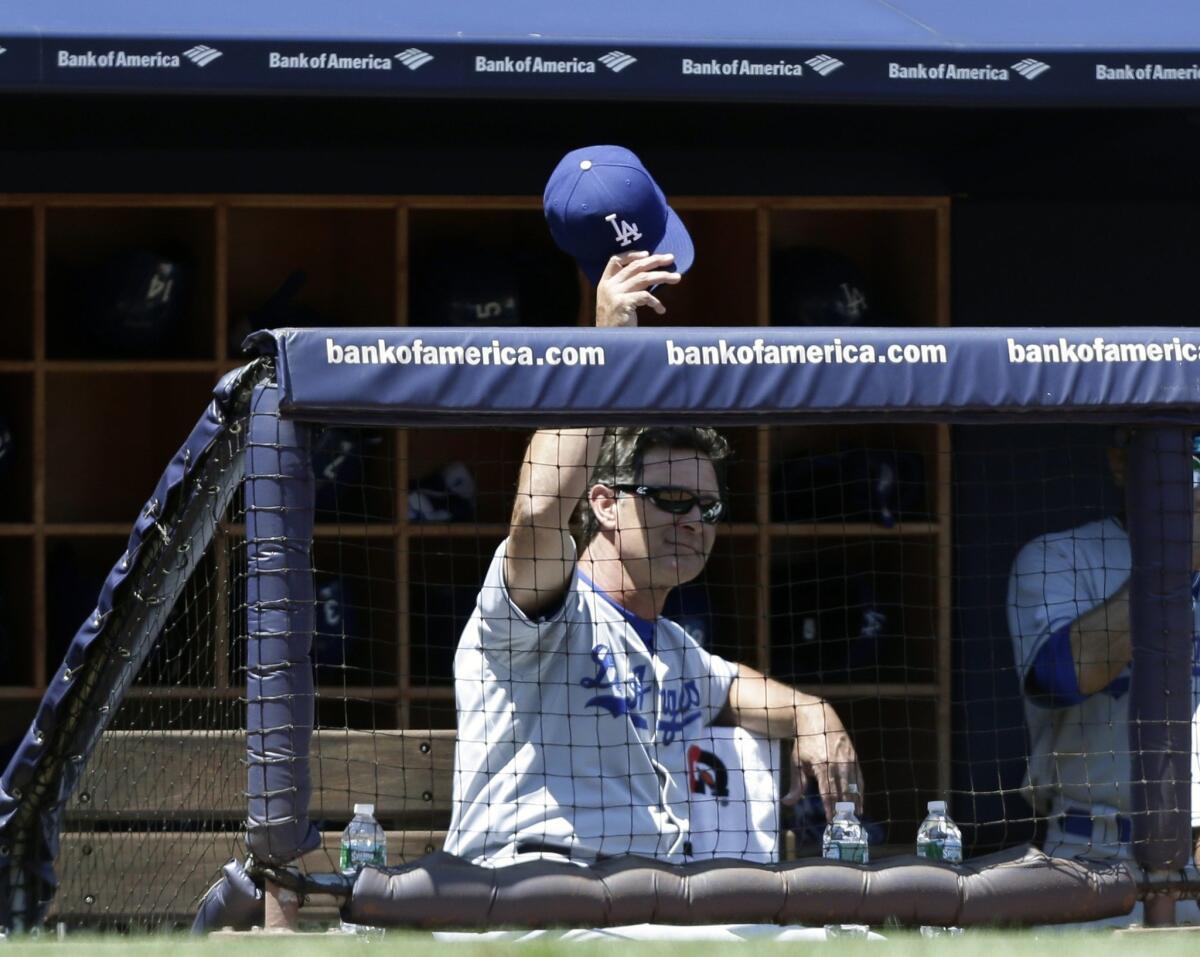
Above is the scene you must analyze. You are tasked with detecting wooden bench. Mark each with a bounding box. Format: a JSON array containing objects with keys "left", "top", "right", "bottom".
[{"left": 52, "top": 729, "right": 455, "bottom": 926}]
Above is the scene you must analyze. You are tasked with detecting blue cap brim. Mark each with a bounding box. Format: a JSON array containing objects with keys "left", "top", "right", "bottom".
[{"left": 580, "top": 205, "right": 695, "bottom": 286}]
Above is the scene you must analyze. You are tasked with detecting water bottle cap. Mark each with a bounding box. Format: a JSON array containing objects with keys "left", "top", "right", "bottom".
[
  {"left": 353, "top": 803, "right": 375, "bottom": 815},
  {"left": 835, "top": 801, "right": 856, "bottom": 814},
  {"left": 927, "top": 800, "right": 946, "bottom": 813}
]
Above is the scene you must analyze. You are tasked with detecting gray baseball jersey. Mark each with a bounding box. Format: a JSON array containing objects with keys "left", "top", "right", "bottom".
[
  {"left": 445, "top": 539, "right": 739, "bottom": 866},
  {"left": 1007, "top": 516, "right": 1200, "bottom": 857}
]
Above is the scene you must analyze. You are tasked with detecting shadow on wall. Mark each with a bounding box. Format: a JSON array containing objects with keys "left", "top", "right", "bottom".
[{"left": 951, "top": 423, "right": 1122, "bottom": 853}]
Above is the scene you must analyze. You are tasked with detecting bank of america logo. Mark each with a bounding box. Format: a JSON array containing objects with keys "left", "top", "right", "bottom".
[
  {"left": 1012, "top": 58, "right": 1051, "bottom": 80},
  {"left": 183, "top": 45, "right": 223, "bottom": 68},
  {"left": 805, "top": 54, "right": 844, "bottom": 77},
  {"left": 395, "top": 47, "right": 434, "bottom": 70},
  {"left": 599, "top": 50, "right": 637, "bottom": 73}
]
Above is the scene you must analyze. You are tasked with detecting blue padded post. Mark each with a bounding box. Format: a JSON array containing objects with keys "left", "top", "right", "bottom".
[
  {"left": 1127, "top": 426, "right": 1193, "bottom": 872},
  {"left": 244, "top": 380, "right": 320, "bottom": 864}
]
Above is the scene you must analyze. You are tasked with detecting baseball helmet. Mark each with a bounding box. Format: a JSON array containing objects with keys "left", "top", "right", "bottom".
[
  {"left": 79, "top": 248, "right": 191, "bottom": 356},
  {"left": 771, "top": 246, "right": 872, "bottom": 327},
  {"left": 408, "top": 461, "right": 477, "bottom": 523}
]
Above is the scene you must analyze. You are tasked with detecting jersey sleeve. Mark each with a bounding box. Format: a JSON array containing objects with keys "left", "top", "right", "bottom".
[
  {"left": 1028, "top": 624, "right": 1089, "bottom": 707},
  {"left": 1006, "top": 534, "right": 1097, "bottom": 687},
  {"left": 474, "top": 537, "right": 573, "bottom": 656}
]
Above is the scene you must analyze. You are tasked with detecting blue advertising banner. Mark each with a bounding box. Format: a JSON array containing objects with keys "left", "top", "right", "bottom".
[
  {"left": 251, "top": 327, "right": 1200, "bottom": 426},
  {"left": 4, "top": 1, "right": 1200, "bottom": 105}
]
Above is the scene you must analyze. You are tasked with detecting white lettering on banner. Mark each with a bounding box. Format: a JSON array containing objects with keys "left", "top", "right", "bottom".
[
  {"left": 267, "top": 51, "right": 392, "bottom": 70},
  {"left": 664, "top": 338, "right": 946, "bottom": 366},
  {"left": 59, "top": 51, "right": 99, "bottom": 67},
  {"left": 324, "top": 337, "right": 604, "bottom": 368},
  {"left": 1006, "top": 336, "right": 1200, "bottom": 363},
  {"left": 474, "top": 55, "right": 596, "bottom": 74},
  {"left": 681, "top": 57, "right": 804, "bottom": 78},
  {"left": 57, "top": 49, "right": 182, "bottom": 69},
  {"left": 1096, "top": 62, "right": 1200, "bottom": 81},
  {"left": 888, "top": 62, "right": 1010, "bottom": 81}
]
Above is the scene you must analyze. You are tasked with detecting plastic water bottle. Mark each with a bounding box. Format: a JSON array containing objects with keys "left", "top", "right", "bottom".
[
  {"left": 822, "top": 794, "right": 870, "bottom": 938},
  {"left": 339, "top": 803, "right": 386, "bottom": 935},
  {"left": 916, "top": 800, "right": 964, "bottom": 938}
]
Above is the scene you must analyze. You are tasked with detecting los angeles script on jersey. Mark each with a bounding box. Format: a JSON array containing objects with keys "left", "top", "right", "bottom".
[{"left": 581, "top": 645, "right": 702, "bottom": 743}]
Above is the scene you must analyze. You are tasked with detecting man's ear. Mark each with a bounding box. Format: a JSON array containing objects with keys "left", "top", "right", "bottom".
[{"left": 589, "top": 483, "right": 620, "bottom": 531}]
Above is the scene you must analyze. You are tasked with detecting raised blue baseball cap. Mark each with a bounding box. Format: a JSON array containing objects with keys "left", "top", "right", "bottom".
[{"left": 543, "top": 145, "right": 694, "bottom": 285}]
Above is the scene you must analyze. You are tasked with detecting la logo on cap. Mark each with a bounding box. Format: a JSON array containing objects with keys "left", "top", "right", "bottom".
[
  {"left": 543, "top": 145, "right": 694, "bottom": 285},
  {"left": 606, "top": 213, "right": 643, "bottom": 248}
]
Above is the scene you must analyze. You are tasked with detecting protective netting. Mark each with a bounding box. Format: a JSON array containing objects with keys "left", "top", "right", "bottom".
[
  {"left": 39, "top": 412, "right": 1200, "bottom": 929},
  {"left": 47, "top": 407, "right": 251, "bottom": 930}
]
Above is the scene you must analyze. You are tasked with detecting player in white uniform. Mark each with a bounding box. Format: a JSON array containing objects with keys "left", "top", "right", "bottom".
[
  {"left": 1007, "top": 432, "right": 1200, "bottom": 923},
  {"left": 445, "top": 252, "right": 863, "bottom": 867}
]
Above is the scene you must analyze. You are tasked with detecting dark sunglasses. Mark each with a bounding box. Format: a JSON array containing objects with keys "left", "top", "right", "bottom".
[{"left": 614, "top": 484, "right": 725, "bottom": 524}]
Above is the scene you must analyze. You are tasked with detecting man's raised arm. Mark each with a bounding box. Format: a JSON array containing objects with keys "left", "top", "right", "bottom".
[
  {"left": 505, "top": 429, "right": 605, "bottom": 619},
  {"left": 505, "top": 251, "right": 680, "bottom": 619}
]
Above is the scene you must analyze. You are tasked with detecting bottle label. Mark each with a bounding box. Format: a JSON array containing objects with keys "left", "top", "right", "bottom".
[
  {"left": 340, "top": 844, "right": 386, "bottom": 871},
  {"left": 918, "top": 839, "right": 962, "bottom": 863},
  {"left": 825, "top": 841, "right": 867, "bottom": 863}
]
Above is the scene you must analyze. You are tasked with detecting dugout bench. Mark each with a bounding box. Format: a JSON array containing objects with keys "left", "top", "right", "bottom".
[{"left": 55, "top": 729, "right": 454, "bottom": 926}]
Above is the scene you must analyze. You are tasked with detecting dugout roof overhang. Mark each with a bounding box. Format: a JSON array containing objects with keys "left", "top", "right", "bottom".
[{"left": 4, "top": 0, "right": 1200, "bottom": 106}]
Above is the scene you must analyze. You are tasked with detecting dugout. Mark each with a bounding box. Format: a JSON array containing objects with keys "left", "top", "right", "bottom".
[{"left": 2, "top": 0, "right": 1200, "bottom": 929}]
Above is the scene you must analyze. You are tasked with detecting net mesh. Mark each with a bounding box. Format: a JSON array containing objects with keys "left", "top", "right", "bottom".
[{"left": 48, "top": 414, "right": 1197, "bottom": 928}]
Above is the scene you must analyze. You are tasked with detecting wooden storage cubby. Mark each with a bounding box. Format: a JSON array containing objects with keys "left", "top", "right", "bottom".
[
  {"left": 407, "top": 206, "right": 585, "bottom": 327},
  {"left": 45, "top": 205, "right": 216, "bottom": 360},
  {"left": 768, "top": 535, "right": 941, "bottom": 688},
  {"left": 0, "top": 207, "right": 34, "bottom": 360},
  {"left": 0, "top": 193, "right": 951, "bottom": 846},
  {"left": 45, "top": 371, "right": 217, "bottom": 523},
  {"left": 652, "top": 206, "right": 760, "bottom": 326},
  {"left": 226, "top": 204, "right": 397, "bottom": 355}
]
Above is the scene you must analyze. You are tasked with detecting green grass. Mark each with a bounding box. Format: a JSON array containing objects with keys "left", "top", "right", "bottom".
[{"left": 3, "top": 929, "right": 1199, "bottom": 957}]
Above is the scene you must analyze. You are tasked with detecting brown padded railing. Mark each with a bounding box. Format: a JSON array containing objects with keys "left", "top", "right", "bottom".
[{"left": 343, "top": 845, "right": 1137, "bottom": 929}]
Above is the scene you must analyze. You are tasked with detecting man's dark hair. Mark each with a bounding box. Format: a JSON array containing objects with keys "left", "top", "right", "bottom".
[{"left": 574, "top": 426, "right": 731, "bottom": 546}]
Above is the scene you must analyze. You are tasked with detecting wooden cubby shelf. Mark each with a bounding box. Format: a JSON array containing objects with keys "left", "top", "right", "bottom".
[{"left": 1, "top": 192, "right": 952, "bottom": 838}]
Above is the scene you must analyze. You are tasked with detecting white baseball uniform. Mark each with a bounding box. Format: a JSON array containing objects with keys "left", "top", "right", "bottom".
[
  {"left": 1007, "top": 516, "right": 1200, "bottom": 861},
  {"left": 445, "top": 539, "right": 747, "bottom": 866}
]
